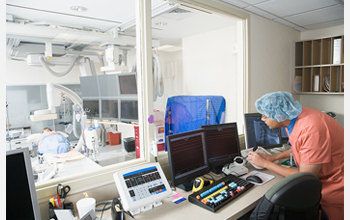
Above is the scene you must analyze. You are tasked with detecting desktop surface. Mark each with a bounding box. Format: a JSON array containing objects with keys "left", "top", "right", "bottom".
[{"left": 96, "top": 164, "right": 283, "bottom": 220}]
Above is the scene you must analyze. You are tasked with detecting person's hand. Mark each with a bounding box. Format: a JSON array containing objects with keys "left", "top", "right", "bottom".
[
  {"left": 248, "top": 151, "right": 268, "bottom": 168},
  {"left": 259, "top": 153, "right": 275, "bottom": 162}
]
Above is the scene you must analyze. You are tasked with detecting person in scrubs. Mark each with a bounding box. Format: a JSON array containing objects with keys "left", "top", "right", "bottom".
[
  {"left": 33, "top": 127, "right": 71, "bottom": 154},
  {"left": 248, "top": 91, "right": 344, "bottom": 220}
]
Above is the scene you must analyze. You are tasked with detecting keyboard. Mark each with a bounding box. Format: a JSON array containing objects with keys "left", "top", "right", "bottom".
[
  {"left": 188, "top": 174, "right": 254, "bottom": 212},
  {"left": 241, "top": 146, "right": 278, "bottom": 169}
]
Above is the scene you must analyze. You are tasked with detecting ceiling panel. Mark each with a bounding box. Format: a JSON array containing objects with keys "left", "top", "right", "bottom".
[
  {"left": 303, "top": 19, "right": 344, "bottom": 31},
  {"left": 256, "top": 0, "right": 337, "bottom": 17},
  {"left": 286, "top": 5, "right": 344, "bottom": 26},
  {"left": 241, "top": 0, "right": 266, "bottom": 5},
  {"left": 6, "top": 6, "right": 121, "bottom": 31},
  {"left": 218, "top": 0, "right": 250, "bottom": 8},
  {"left": 218, "top": 0, "right": 344, "bottom": 31}
]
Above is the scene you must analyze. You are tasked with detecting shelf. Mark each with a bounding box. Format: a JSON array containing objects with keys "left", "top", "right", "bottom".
[
  {"left": 295, "top": 63, "right": 344, "bottom": 68},
  {"left": 294, "top": 35, "right": 344, "bottom": 95},
  {"left": 293, "top": 92, "right": 344, "bottom": 95}
]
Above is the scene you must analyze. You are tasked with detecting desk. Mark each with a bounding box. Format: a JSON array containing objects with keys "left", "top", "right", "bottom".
[{"left": 95, "top": 164, "right": 283, "bottom": 220}]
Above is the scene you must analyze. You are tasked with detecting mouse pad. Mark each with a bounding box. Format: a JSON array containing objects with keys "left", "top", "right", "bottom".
[{"left": 241, "top": 171, "right": 275, "bottom": 186}]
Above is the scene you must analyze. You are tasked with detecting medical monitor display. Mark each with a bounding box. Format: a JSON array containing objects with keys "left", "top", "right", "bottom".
[
  {"left": 121, "top": 100, "right": 138, "bottom": 121},
  {"left": 280, "top": 127, "right": 289, "bottom": 144},
  {"left": 83, "top": 100, "right": 100, "bottom": 119},
  {"left": 167, "top": 129, "right": 210, "bottom": 191},
  {"left": 244, "top": 113, "right": 282, "bottom": 149},
  {"left": 200, "top": 123, "right": 241, "bottom": 174},
  {"left": 119, "top": 73, "right": 137, "bottom": 95},
  {"left": 7, "top": 148, "right": 42, "bottom": 220},
  {"left": 101, "top": 100, "right": 118, "bottom": 119}
]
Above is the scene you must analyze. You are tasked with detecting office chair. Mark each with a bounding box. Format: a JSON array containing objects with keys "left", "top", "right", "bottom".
[{"left": 250, "top": 172, "right": 328, "bottom": 220}]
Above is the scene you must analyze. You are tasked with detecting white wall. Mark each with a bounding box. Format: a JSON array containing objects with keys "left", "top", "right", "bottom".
[
  {"left": 298, "top": 25, "right": 344, "bottom": 127},
  {"left": 182, "top": 24, "right": 243, "bottom": 126},
  {"left": 248, "top": 13, "right": 300, "bottom": 112}
]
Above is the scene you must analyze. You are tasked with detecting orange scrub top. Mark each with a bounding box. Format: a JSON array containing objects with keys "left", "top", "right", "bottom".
[{"left": 287, "top": 107, "right": 344, "bottom": 219}]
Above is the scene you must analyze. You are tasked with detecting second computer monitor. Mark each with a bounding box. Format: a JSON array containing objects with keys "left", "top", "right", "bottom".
[
  {"left": 200, "top": 123, "right": 241, "bottom": 174},
  {"left": 244, "top": 113, "right": 282, "bottom": 149},
  {"left": 167, "top": 129, "right": 210, "bottom": 191}
]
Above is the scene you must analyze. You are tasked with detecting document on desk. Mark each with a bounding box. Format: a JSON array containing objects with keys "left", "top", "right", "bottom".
[
  {"left": 54, "top": 209, "right": 75, "bottom": 220},
  {"left": 241, "top": 171, "right": 275, "bottom": 186},
  {"left": 44, "top": 148, "right": 85, "bottom": 164}
]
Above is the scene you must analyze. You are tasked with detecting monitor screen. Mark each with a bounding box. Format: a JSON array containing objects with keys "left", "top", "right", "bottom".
[
  {"left": 200, "top": 123, "right": 241, "bottom": 174},
  {"left": 101, "top": 100, "right": 119, "bottom": 119},
  {"left": 119, "top": 73, "right": 137, "bottom": 95},
  {"left": 244, "top": 113, "right": 282, "bottom": 149},
  {"left": 121, "top": 100, "right": 138, "bottom": 121},
  {"left": 167, "top": 129, "right": 210, "bottom": 191},
  {"left": 280, "top": 127, "right": 289, "bottom": 144},
  {"left": 83, "top": 100, "right": 100, "bottom": 119},
  {"left": 7, "top": 148, "right": 42, "bottom": 220}
]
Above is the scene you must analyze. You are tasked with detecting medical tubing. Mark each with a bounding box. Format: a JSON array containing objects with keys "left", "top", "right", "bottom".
[
  {"left": 153, "top": 57, "right": 158, "bottom": 101},
  {"left": 72, "top": 110, "right": 79, "bottom": 139},
  {"left": 39, "top": 55, "right": 79, "bottom": 77},
  {"left": 153, "top": 52, "right": 164, "bottom": 97}
]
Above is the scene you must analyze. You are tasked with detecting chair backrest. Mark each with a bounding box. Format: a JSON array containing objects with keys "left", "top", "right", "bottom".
[{"left": 250, "top": 172, "right": 328, "bottom": 220}]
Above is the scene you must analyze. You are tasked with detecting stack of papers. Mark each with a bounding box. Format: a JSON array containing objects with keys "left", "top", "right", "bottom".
[{"left": 323, "top": 76, "right": 330, "bottom": 92}]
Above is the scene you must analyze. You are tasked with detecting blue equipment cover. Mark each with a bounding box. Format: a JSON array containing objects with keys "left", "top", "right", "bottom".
[{"left": 164, "top": 96, "right": 226, "bottom": 151}]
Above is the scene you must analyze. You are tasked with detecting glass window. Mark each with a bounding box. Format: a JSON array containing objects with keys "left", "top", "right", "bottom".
[
  {"left": 151, "top": 2, "right": 245, "bottom": 139},
  {"left": 6, "top": 1, "right": 248, "bottom": 204}
]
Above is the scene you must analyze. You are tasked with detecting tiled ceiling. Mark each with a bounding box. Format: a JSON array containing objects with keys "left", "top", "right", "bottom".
[{"left": 219, "top": 0, "right": 344, "bottom": 31}]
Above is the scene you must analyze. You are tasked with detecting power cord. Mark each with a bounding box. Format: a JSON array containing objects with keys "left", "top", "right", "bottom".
[{"left": 99, "top": 201, "right": 110, "bottom": 219}]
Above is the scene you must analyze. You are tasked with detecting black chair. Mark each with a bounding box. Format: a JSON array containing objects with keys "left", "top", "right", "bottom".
[{"left": 250, "top": 172, "right": 328, "bottom": 220}]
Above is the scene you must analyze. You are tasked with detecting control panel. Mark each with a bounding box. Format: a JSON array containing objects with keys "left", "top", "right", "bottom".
[{"left": 113, "top": 162, "right": 172, "bottom": 213}]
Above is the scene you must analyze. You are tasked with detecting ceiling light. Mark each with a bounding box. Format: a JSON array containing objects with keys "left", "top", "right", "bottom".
[{"left": 70, "top": 6, "right": 87, "bottom": 12}]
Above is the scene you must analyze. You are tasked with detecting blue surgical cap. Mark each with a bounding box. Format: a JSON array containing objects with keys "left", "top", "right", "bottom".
[{"left": 255, "top": 91, "right": 302, "bottom": 122}]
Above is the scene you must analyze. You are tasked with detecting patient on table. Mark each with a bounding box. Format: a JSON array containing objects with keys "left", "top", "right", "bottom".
[{"left": 33, "top": 127, "right": 71, "bottom": 154}]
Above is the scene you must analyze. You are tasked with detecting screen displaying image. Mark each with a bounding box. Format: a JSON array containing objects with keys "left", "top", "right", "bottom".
[
  {"left": 244, "top": 113, "right": 282, "bottom": 149},
  {"left": 83, "top": 100, "right": 100, "bottom": 118},
  {"left": 101, "top": 100, "right": 118, "bottom": 119},
  {"left": 121, "top": 100, "right": 138, "bottom": 120},
  {"left": 119, "top": 74, "right": 137, "bottom": 95}
]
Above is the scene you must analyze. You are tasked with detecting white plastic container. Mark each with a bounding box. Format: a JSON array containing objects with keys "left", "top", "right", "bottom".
[{"left": 76, "top": 197, "right": 96, "bottom": 219}]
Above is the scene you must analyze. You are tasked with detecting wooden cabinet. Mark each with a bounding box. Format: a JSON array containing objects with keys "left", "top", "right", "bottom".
[{"left": 294, "top": 35, "right": 344, "bottom": 94}]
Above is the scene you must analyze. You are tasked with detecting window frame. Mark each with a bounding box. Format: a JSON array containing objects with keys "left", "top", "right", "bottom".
[{"left": 34, "top": 0, "right": 251, "bottom": 205}]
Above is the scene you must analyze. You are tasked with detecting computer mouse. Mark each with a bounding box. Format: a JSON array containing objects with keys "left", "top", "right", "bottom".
[{"left": 246, "top": 175, "right": 263, "bottom": 184}]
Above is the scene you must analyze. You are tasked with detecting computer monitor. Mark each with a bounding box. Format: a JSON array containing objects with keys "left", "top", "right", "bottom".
[
  {"left": 200, "top": 123, "right": 241, "bottom": 174},
  {"left": 244, "top": 113, "right": 282, "bottom": 149},
  {"left": 167, "top": 129, "right": 210, "bottom": 191},
  {"left": 280, "top": 127, "right": 289, "bottom": 144},
  {"left": 118, "top": 73, "right": 137, "bottom": 95},
  {"left": 121, "top": 100, "right": 138, "bottom": 122},
  {"left": 7, "top": 148, "right": 42, "bottom": 220},
  {"left": 101, "top": 99, "right": 119, "bottom": 120},
  {"left": 83, "top": 100, "right": 100, "bottom": 119}
]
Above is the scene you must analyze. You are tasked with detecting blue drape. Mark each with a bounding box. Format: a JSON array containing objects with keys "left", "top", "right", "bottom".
[{"left": 164, "top": 96, "right": 226, "bottom": 151}]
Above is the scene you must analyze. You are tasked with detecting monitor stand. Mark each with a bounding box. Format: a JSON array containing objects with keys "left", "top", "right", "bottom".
[
  {"left": 177, "top": 180, "right": 194, "bottom": 192},
  {"left": 211, "top": 165, "right": 224, "bottom": 175}
]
